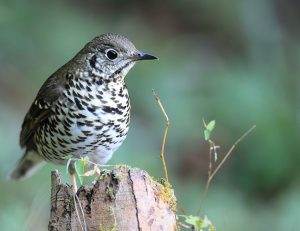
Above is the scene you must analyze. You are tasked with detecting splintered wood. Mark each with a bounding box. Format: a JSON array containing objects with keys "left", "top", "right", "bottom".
[{"left": 48, "top": 166, "right": 177, "bottom": 231}]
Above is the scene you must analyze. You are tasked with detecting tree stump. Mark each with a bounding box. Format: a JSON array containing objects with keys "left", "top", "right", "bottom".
[{"left": 48, "top": 166, "right": 177, "bottom": 231}]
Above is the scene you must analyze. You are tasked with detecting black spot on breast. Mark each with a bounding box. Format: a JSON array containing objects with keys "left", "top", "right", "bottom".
[
  {"left": 86, "top": 85, "right": 92, "bottom": 92},
  {"left": 76, "top": 113, "right": 86, "bottom": 119},
  {"left": 102, "top": 106, "right": 113, "bottom": 113},
  {"left": 67, "top": 98, "right": 74, "bottom": 104},
  {"left": 68, "top": 112, "right": 75, "bottom": 118},
  {"left": 69, "top": 79, "right": 75, "bottom": 88},
  {"left": 82, "top": 130, "right": 92, "bottom": 136},
  {"left": 87, "top": 107, "right": 95, "bottom": 113},
  {"left": 78, "top": 81, "right": 84, "bottom": 89},
  {"left": 75, "top": 83, "right": 81, "bottom": 90},
  {"left": 65, "top": 84, "right": 70, "bottom": 90},
  {"left": 89, "top": 55, "right": 97, "bottom": 68},
  {"left": 114, "top": 108, "right": 122, "bottom": 115},
  {"left": 95, "top": 125, "right": 103, "bottom": 130},
  {"left": 96, "top": 79, "right": 103, "bottom": 85},
  {"left": 117, "top": 103, "right": 126, "bottom": 110},
  {"left": 77, "top": 121, "right": 85, "bottom": 126},
  {"left": 77, "top": 136, "right": 87, "bottom": 142},
  {"left": 72, "top": 90, "right": 78, "bottom": 97},
  {"left": 74, "top": 98, "right": 84, "bottom": 110},
  {"left": 102, "top": 106, "right": 122, "bottom": 115},
  {"left": 84, "top": 120, "right": 94, "bottom": 127},
  {"left": 118, "top": 92, "right": 124, "bottom": 97},
  {"left": 81, "top": 100, "right": 88, "bottom": 106},
  {"left": 86, "top": 79, "right": 92, "bottom": 86},
  {"left": 87, "top": 93, "right": 94, "bottom": 100}
]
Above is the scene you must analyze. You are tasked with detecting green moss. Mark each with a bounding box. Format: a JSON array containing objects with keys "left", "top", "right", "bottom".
[
  {"left": 98, "top": 206, "right": 118, "bottom": 231},
  {"left": 98, "top": 224, "right": 118, "bottom": 231},
  {"left": 152, "top": 177, "right": 177, "bottom": 212},
  {"left": 105, "top": 184, "right": 116, "bottom": 201},
  {"left": 98, "top": 169, "right": 111, "bottom": 180}
]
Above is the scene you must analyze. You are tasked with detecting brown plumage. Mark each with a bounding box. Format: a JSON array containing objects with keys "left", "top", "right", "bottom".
[{"left": 10, "top": 33, "right": 158, "bottom": 189}]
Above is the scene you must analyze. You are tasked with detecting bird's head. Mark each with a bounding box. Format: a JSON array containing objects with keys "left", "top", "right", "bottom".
[{"left": 78, "top": 33, "right": 158, "bottom": 81}]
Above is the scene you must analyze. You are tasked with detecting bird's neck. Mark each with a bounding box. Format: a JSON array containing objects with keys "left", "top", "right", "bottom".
[{"left": 74, "top": 68, "right": 126, "bottom": 85}]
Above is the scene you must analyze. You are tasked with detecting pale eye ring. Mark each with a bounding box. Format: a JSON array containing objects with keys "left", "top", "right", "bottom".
[{"left": 105, "top": 48, "right": 118, "bottom": 60}]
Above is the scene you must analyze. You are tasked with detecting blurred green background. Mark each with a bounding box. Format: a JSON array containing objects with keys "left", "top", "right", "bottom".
[{"left": 0, "top": 0, "right": 299, "bottom": 230}]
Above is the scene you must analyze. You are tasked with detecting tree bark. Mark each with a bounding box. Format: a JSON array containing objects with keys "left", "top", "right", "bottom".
[{"left": 48, "top": 166, "right": 177, "bottom": 231}]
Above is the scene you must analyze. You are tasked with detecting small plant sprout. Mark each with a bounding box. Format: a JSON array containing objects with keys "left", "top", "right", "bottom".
[
  {"left": 64, "top": 156, "right": 113, "bottom": 187},
  {"left": 178, "top": 123, "right": 256, "bottom": 230},
  {"left": 178, "top": 215, "right": 216, "bottom": 231},
  {"left": 198, "top": 124, "right": 256, "bottom": 214},
  {"left": 203, "top": 119, "right": 219, "bottom": 162},
  {"left": 203, "top": 120, "right": 215, "bottom": 141}
]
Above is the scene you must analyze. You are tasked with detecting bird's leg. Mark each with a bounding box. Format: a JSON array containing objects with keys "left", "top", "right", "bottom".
[
  {"left": 71, "top": 173, "right": 77, "bottom": 193},
  {"left": 95, "top": 165, "right": 101, "bottom": 176},
  {"left": 68, "top": 162, "right": 77, "bottom": 193}
]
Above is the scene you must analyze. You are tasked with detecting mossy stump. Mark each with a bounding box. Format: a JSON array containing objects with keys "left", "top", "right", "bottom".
[{"left": 48, "top": 166, "right": 177, "bottom": 231}]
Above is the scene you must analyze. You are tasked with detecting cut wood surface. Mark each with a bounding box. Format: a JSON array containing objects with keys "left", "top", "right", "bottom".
[{"left": 48, "top": 166, "right": 177, "bottom": 231}]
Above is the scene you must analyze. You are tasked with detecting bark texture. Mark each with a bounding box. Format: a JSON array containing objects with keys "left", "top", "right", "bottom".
[{"left": 48, "top": 166, "right": 177, "bottom": 231}]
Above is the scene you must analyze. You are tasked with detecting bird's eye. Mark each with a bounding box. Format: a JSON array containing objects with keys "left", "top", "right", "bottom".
[{"left": 105, "top": 49, "right": 118, "bottom": 60}]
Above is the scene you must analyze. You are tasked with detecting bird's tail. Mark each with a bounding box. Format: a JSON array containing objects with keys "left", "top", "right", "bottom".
[{"left": 9, "top": 150, "right": 45, "bottom": 180}]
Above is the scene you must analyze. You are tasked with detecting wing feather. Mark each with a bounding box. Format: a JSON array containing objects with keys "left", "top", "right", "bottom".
[{"left": 20, "top": 74, "right": 66, "bottom": 149}]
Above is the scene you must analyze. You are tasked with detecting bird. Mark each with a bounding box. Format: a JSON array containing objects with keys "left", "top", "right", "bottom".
[{"left": 9, "top": 33, "right": 158, "bottom": 191}]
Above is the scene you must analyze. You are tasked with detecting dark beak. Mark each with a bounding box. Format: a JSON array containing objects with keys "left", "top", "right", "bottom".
[{"left": 133, "top": 51, "right": 159, "bottom": 61}]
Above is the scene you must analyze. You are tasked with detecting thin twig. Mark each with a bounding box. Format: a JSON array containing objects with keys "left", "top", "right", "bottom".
[
  {"left": 209, "top": 125, "right": 256, "bottom": 181},
  {"left": 198, "top": 140, "right": 214, "bottom": 215},
  {"left": 198, "top": 125, "right": 256, "bottom": 214},
  {"left": 208, "top": 141, "right": 213, "bottom": 180},
  {"left": 73, "top": 194, "right": 87, "bottom": 231},
  {"left": 152, "top": 89, "right": 169, "bottom": 182}
]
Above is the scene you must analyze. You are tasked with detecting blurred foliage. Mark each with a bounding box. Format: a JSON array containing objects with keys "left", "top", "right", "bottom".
[{"left": 0, "top": 0, "right": 299, "bottom": 230}]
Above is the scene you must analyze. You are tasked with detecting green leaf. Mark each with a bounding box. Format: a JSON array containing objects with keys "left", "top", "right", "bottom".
[
  {"left": 206, "top": 120, "right": 215, "bottom": 131},
  {"left": 185, "top": 215, "right": 203, "bottom": 229},
  {"left": 180, "top": 215, "right": 216, "bottom": 231},
  {"left": 204, "top": 120, "right": 215, "bottom": 141},
  {"left": 74, "top": 157, "right": 89, "bottom": 184},
  {"left": 202, "top": 216, "right": 215, "bottom": 230}
]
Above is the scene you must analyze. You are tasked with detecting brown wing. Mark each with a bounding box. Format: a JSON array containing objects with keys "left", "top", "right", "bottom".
[{"left": 20, "top": 73, "right": 66, "bottom": 149}]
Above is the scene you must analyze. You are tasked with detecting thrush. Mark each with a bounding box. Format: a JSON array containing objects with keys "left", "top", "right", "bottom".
[{"left": 10, "top": 33, "right": 158, "bottom": 191}]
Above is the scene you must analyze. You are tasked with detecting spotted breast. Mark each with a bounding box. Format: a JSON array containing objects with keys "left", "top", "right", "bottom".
[{"left": 35, "top": 74, "right": 130, "bottom": 165}]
